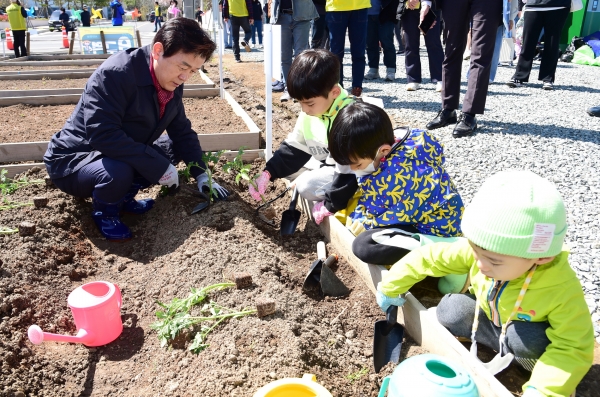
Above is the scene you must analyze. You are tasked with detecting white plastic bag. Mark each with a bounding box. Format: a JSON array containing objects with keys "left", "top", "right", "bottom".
[{"left": 571, "top": 0, "right": 584, "bottom": 12}]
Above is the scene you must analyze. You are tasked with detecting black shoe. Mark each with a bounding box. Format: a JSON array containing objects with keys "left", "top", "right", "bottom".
[
  {"left": 587, "top": 106, "right": 600, "bottom": 117},
  {"left": 506, "top": 78, "right": 525, "bottom": 88},
  {"left": 426, "top": 109, "right": 457, "bottom": 130},
  {"left": 452, "top": 114, "right": 477, "bottom": 138},
  {"left": 235, "top": 58, "right": 242, "bottom": 63}
]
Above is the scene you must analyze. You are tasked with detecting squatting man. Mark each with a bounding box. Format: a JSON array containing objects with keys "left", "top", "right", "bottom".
[{"left": 44, "top": 19, "right": 229, "bottom": 241}]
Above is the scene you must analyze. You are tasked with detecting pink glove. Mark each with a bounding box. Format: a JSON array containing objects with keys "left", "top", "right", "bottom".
[
  {"left": 312, "top": 201, "right": 332, "bottom": 225},
  {"left": 249, "top": 171, "right": 270, "bottom": 201}
]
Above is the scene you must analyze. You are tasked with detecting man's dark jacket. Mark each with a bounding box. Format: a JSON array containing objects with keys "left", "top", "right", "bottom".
[
  {"left": 44, "top": 45, "right": 205, "bottom": 183},
  {"left": 80, "top": 10, "right": 91, "bottom": 26}
]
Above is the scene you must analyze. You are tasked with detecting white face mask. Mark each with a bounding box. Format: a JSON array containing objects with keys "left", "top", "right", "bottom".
[{"left": 352, "top": 161, "right": 376, "bottom": 177}]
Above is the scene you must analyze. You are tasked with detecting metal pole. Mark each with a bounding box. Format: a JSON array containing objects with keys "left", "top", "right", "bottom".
[
  {"left": 100, "top": 30, "right": 107, "bottom": 54},
  {"left": 136, "top": 29, "right": 142, "bottom": 47},
  {"left": 264, "top": 24, "right": 272, "bottom": 161},
  {"left": 26, "top": 31, "right": 30, "bottom": 57}
]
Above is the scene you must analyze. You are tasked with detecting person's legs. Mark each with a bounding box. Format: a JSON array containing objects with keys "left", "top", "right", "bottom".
[
  {"left": 394, "top": 20, "right": 405, "bottom": 53},
  {"left": 311, "top": 13, "right": 327, "bottom": 49},
  {"left": 380, "top": 20, "right": 396, "bottom": 71},
  {"left": 489, "top": 25, "right": 504, "bottom": 82},
  {"left": 352, "top": 225, "right": 420, "bottom": 265},
  {"left": 366, "top": 16, "right": 381, "bottom": 70},
  {"left": 326, "top": 11, "right": 351, "bottom": 87},
  {"left": 251, "top": 23, "right": 258, "bottom": 44},
  {"left": 154, "top": 18, "right": 158, "bottom": 31},
  {"left": 256, "top": 20, "right": 263, "bottom": 45},
  {"left": 13, "top": 30, "right": 25, "bottom": 58},
  {"left": 512, "top": 11, "right": 545, "bottom": 82},
  {"left": 537, "top": 8, "right": 569, "bottom": 83},
  {"left": 424, "top": 12, "right": 444, "bottom": 82},
  {"left": 230, "top": 16, "right": 242, "bottom": 59},
  {"left": 240, "top": 16, "right": 252, "bottom": 45},
  {"left": 278, "top": 13, "right": 294, "bottom": 86},
  {"left": 347, "top": 8, "right": 368, "bottom": 91},
  {"left": 439, "top": 0, "right": 471, "bottom": 111},
  {"left": 293, "top": 166, "right": 336, "bottom": 202},
  {"left": 462, "top": 0, "right": 502, "bottom": 114},
  {"left": 291, "top": 19, "right": 311, "bottom": 56},
  {"left": 402, "top": 10, "right": 423, "bottom": 84},
  {"left": 505, "top": 320, "right": 551, "bottom": 371}
]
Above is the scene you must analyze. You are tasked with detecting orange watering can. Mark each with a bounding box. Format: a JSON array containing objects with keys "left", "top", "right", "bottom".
[{"left": 28, "top": 281, "right": 123, "bottom": 347}]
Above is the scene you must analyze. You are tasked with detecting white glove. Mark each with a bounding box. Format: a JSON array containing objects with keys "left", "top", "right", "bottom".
[
  {"left": 197, "top": 173, "right": 229, "bottom": 201},
  {"left": 159, "top": 164, "right": 179, "bottom": 188}
]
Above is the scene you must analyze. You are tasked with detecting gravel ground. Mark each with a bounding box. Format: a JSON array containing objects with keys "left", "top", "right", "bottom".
[{"left": 218, "top": 43, "right": 600, "bottom": 343}]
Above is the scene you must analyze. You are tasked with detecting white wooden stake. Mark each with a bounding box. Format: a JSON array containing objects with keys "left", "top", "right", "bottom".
[
  {"left": 218, "top": 26, "right": 224, "bottom": 99},
  {"left": 264, "top": 24, "right": 273, "bottom": 161}
]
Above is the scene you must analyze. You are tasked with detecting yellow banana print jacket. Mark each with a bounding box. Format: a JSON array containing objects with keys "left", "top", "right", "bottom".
[{"left": 350, "top": 128, "right": 464, "bottom": 236}]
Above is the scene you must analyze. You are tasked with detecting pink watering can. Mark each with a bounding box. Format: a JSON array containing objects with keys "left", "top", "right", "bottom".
[{"left": 28, "top": 281, "right": 123, "bottom": 347}]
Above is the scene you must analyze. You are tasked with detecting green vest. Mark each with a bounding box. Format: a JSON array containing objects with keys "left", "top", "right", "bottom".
[
  {"left": 6, "top": 4, "right": 27, "bottom": 31},
  {"left": 230, "top": 0, "right": 248, "bottom": 17}
]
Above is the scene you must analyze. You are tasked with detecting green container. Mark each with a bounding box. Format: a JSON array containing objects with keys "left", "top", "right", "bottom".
[
  {"left": 561, "top": 0, "right": 589, "bottom": 49},
  {"left": 582, "top": 0, "right": 600, "bottom": 37}
]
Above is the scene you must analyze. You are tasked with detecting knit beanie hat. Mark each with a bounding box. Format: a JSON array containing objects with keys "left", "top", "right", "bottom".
[{"left": 461, "top": 170, "right": 567, "bottom": 259}]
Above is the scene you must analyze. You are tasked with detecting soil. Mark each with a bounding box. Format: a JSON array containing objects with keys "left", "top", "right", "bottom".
[
  {"left": 0, "top": 53, "right": 597, "bottom": 397},
  {"left": 0, "top": 98, "right": 247, "bottom": 144}
]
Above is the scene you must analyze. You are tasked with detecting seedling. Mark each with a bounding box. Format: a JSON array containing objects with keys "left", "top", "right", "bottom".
[
  {"left": 0, "top": 169, "right": 44, "bottom": 196},
  {"left": 346, "top": 367, "right": 369, "bottom": 383},
  {"left": 0, "top": 226, "right": 18, "bottom": 235},
  {"left": 0, "top": 199, "right": 33, "bottom": 211},
  {"left": 200, "top": 150, "right": 226, "bottom": 203},
  {"left": 222, "top": 147, "right": 268, "bottom": 203}
]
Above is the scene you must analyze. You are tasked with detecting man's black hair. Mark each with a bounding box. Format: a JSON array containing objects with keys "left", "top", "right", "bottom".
[
  {"left": 328, "top": 102, "right": 394, "bottom": 165},
  {"left": 153, "top": 18, "right": 216, "bottom": 59},
  {"left": 60, "top": 7, "right": 65, "bottom": 11},
  {"left": 287, "top": 49, "right": 340, "bottom": 101}
]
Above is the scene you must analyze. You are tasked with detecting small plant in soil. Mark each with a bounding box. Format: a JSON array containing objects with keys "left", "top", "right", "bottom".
[
  {"left": 222, "top": 146, "right": 252, "bottom": 184},
  {"left": 151, "top": 282, "right": 257, "bottom": 353},
  {"left": 200, "top": 150, "right": 226, "bottom": 202},
  {"left": 0, "top": 169, "right": 44, "bottom": 196},
  {"left": 0, "top": 226, "right": 18, "bottom": 235},
  {"left": 0, "top": 199, "right": 33, "bottom": 211},
  {"left": 346, "top": 367, "right": 369, "bottom": 383}
]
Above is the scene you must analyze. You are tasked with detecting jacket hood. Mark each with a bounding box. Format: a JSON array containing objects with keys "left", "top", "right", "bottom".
[{"left": 392, "top": 128, "right": 445, "bottom": 168}]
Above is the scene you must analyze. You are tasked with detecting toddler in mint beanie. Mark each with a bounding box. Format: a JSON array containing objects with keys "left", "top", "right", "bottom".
[{"left": 461, "top": 170, "right": 567, "bottom": 259}]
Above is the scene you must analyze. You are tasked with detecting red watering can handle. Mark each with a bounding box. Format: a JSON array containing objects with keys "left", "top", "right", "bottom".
[{"left": 114, "top": 284, "right": 122, "bottom": 309}]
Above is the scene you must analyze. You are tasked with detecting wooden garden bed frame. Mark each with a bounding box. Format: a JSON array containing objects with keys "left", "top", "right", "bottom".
[
  {"left": 0, "top": 69, "right": 97, "bottom": 80},
  {"left": 316, "top": 214, "right": 514, "bottom": 397}
]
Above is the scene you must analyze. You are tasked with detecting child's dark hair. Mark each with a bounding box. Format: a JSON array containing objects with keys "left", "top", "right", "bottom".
[
  {"left": 287, "top": 49, "right": 340, "bottom": 100},
  {"left": 328, "top": 102, "right": 394, "bottom": 165}
]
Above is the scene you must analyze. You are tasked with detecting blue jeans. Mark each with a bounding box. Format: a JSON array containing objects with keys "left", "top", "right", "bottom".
[
  {"left": 222, "top": 18, "right": 233, "bottom": 47},
  {"left": 326, "top": 8, "right": 368, "bottom": 89},
  {"left": 366, "top": 16, "right": 396, "bottom": 69},
  {"left": 467, "top": 25, "right": 504, "bottom": 82},
  {"left": 276, "top": 13, "right": 311, "bottom": 85},
  {"left": 252, "top": 20, "right": 263, "bottom": 44},
  {"left": 154, "top": 16, "right": 162, "bottom": 32}
]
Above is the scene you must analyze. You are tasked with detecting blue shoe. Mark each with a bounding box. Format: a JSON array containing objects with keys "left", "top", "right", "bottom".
[
  {"left": 92, "top": 192, "right": 132, "bottom": 242},
  {"left": 272, "top": 80, "right": 285, "bottom": 92},
  {"left": 121, "top": 184, "right": 155, "bottom": 215}
]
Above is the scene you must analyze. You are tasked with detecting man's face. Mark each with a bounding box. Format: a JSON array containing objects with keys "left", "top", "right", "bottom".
[{"left": 152, "top": 43, "right": 205, "bottom": 91}]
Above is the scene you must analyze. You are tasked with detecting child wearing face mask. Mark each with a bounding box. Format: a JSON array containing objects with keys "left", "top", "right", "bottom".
[
  {"left": 377, "top": 170, "right": 594, "bottom": 397},
  {"left": 316, "top": 101, "right": 463, "bottom": 254}
]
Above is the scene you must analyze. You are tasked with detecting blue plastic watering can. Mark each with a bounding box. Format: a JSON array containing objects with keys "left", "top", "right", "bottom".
[{"left": 378, "top": 354, "right": 479, "bottom": 397}]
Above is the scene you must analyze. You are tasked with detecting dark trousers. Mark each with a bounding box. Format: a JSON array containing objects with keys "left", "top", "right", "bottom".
[
  {"left": 154, "top": 16, "right": 162, "bottom": 31},
  {"left": 437, "top": 293, "right": 550, "bottom": 371},
  {"left": 401, "top": 9, "right": 443, "bottom": 83},
  {"left": 52, "top": 136, "right": 176, "bottom": 203},
  {"left": 230, "top": 15, "right": 252, "bottom": 60},
  {"left": 12, "top": 30, "right": 27, "bottom": 58},
  {"left": 440, "top": 0, "right": 502, "bottom": 114},
  {"left": 366, "top": 16, "right": 396, "bottom": 69},
  {"left": 394, "top": 20, "right": 405, "bottom": 53},
  {"left": 311, "top": 13, "right": 329, "bottom": 49},
  {"left": 326, "top": 8, "right": 368, "bottom": 89},
  {"left": 513, "top": 8, "right": 570, "bottom": 83}
]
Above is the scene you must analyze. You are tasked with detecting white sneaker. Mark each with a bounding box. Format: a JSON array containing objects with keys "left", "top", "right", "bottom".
[
  {"left": 280, "top": 90, "right": 290, "bottom": 102},
  {"left": 364, "top": 68, "right": 379, "bottom": 80},
  {"left": 406, "top": 82, "right": 420, "bottom": 91},
  {"left": 435, "top": 81, "right": 442, "bottom": 92},
  {"left": 463, "top": 50, "right": 471, "bottom": 60},
  {"left": 385, "top": 68, "right": 395, "bottom": 81}
]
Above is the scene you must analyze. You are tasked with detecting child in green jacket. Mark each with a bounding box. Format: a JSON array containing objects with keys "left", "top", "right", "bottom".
[
  {"left": 377, "top": 170, "right": 594, "bottom": 397},
  {"left": 249, "top": 49, "right": 358, "bottom": 212}
]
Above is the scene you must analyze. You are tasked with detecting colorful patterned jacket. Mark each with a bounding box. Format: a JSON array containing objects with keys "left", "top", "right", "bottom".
[{"left": 349, "top": 128, "right": 464, "bottom": 236}]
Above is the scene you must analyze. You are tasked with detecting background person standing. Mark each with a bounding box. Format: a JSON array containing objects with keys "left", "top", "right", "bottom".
[
  {"left": 364, "top": 0, "right": 399, "bottom": 82},
  {"left": 81, "top": 5, "right": 91, "bottom": 27},
  {"left": 110, "top": 0, "right": 125, "bottom": 26},
  {"left": 154, "top": 1, "right": 163, "bottom": 32},
  {"left": 195, "top": 6, "right": 204, "bottom": 27},
  {"left": 223, "top": 0, "right": 254, "bottom": 63},
  {"left": 6, "top": 0, "right": 27, "bottom": 58},
  {"left": 250, "top": 0, "right": 263, "bottom": 47}
]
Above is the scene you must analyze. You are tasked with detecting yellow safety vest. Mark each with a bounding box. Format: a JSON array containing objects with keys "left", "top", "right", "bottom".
[
  {"left": 6, "top": 4, "right": 27, "bottom": 31},
  {"left": 230, "top": 0, "right": 249, "bottom": 17}
]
